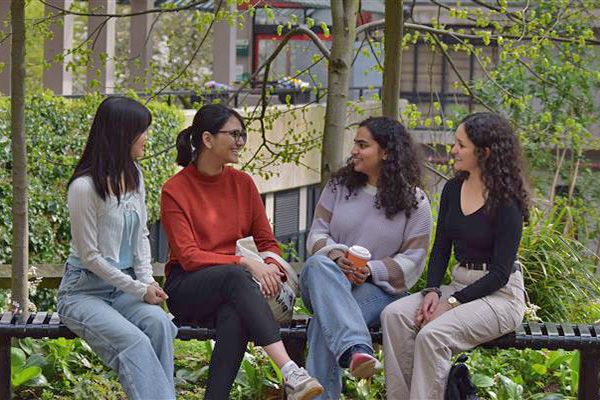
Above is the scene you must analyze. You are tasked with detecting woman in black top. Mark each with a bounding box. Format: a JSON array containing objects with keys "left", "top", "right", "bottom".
[{"left": 380, "top": 112, "right": 530, "bottom": 400}]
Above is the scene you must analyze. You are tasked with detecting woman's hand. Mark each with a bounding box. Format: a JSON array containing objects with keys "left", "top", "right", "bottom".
[
  {"left": 144, "top": 284, "right": 168, "bottom": 305},
  {"left": 416, "top": 292, "right": 439, "bottom": 328},
  {"left": 150, "top": 281, "right": 168, "bottom": 298},
  {"left": 350, "top": 266, "right": 370, "bottom": 285},
  {"left": 423, "top": 301, "right": 452, "bottom": 326},
  {"left": 241, "top": 257, "right": 284, "bottom": 298},
  {"left": 334, "top": 256, "right": 355, "bottom": 278}
]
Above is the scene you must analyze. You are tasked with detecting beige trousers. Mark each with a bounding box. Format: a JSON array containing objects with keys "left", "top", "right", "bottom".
[{"left": 381, "top": 266, "right": 526, "bottom": 400}]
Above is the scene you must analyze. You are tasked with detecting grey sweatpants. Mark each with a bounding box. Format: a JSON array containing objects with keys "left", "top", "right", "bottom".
[{"left": 381, "top": 265, "right": 526, "bottom": 400}]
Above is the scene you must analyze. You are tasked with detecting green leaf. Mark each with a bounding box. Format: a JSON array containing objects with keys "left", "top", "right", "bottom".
[
  {"left": 12, "top": 366, "right": 42, "bottom": 387},
  {"left": 11, "top": 347, "right": 26, "bottom": 371},
  {"left": 471, "top": 373, "right": 495, "bottom": 387},
  {"left": 24, "top": 353, "right": 48, "bottom": 369},
  {"left": 531, "top": 363, "right": 547, "bottom": 375},
  {"left": 25, "top": 373, "right": 47, "bottom": 387}
]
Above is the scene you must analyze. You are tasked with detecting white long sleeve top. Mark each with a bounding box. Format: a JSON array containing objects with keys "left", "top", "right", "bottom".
[{"left": 67, "top": 174, "right": 155, "bottom": 300}]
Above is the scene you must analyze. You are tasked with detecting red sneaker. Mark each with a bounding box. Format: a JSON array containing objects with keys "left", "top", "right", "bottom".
[{"left": 349, "top": 352, "right": 382, "bottom": 379}]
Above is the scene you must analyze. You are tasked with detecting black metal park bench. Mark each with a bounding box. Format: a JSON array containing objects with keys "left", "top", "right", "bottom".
[{"left": 0, "top": 312, "right": 599, "bottom": 399}]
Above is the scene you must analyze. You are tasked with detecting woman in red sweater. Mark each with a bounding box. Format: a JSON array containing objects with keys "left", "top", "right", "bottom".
[{"left": 161, "top": 104, "right": 323, "bottom": 400}]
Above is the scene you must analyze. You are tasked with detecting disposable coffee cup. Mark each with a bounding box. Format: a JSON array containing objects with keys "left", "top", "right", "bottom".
[
  {"left": 345, "top": 246, "right": 371, "bottom": 284},
  {"left": 346, "top": 245, "right": 371, "bottom": 268}
]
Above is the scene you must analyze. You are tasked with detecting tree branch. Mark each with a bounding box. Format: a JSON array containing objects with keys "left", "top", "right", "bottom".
[
  {"left": 39, "top": 0, "right": 211, "bottom": 18},
  {"left": 431, "top": 34, "right": 496, "bottom": 111},
  {"left": 230, "top": 25, "right": 330, "bottom": 99},
  {"left": 144, "top": 1, "right": 222, "bottom": 102},
  {"left": 356, "top": 19, "right": 600, "bottom": 46}
]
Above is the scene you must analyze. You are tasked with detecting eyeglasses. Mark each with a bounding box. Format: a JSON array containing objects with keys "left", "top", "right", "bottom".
[{"left": 217, "top": 129, "right": 247, "bottom": 143}]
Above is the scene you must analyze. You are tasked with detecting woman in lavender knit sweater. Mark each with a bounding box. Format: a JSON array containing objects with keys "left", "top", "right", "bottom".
[{"left": 300, "top": 116, "right": 433, "bottom": 399}]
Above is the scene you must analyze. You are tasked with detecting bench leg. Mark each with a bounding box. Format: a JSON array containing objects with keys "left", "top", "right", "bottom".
[
  {"left": 282, "top": 336, "right": 306, "bottom": 367},
  {"left": 578, "top": 350, "right": 600, "bottom": 400},
  {"left": 0, "top": 336, "right": 11, "bottom": 399}
]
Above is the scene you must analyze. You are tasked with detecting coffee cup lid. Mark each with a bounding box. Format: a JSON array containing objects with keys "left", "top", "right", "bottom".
[{"left": 348, "top": 245, "right": 371, "bottom": 259}]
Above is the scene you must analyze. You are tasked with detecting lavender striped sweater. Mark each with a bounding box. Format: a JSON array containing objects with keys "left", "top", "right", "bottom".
[{"left": 307, "top": 182, "right": 433, "bottom": 294}]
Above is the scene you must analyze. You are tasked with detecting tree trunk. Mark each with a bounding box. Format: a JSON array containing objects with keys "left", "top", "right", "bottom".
[
  {"left": 321, "top": 0, "right": 359, "bottom": 183},
  {"left": 10, "top": 0, "right": 29, "bottom": 321},
  {"left": 382, "top": 0, "right": 404, "bottom": 119}
]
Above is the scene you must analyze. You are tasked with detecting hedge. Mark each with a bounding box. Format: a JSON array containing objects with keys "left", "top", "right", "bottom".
[{"left": 0, "top": 92, "right": 184, "bottom": 264}]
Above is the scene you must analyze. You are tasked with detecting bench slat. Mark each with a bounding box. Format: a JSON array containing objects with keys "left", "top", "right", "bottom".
[
  {"left": 546, "top": 323, "right": 559, "bottom": 336},
  {"left": 49, "top": 313, "right": 61, "bottom": 325},
  {"left": 562, "top": 323, "right": 575, "bottom": 337},
  {"left": 529, "top": 321, "right": 543, "bottom": 336},
  {"left": 0, "top": 312, "right": 12, "bottom": 324},
  {"left": 515, "top": 323, "right": 527, "bottom": 335},
  {"left": 32, "top": 312, "right": 47, "bottom": 325},
  {"left": 578, "top": 325, "right": 592, "bottom": 337}
]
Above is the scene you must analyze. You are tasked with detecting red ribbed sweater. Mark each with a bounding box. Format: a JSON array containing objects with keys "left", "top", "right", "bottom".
[{"left": 160, "top": 164, "right": 281, "bottom": 276}]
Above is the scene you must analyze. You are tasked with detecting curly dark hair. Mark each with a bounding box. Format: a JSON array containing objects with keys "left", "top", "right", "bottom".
[
  {"left": 457, "top": 112, "right": 530, "bottom": 222},
  {"left": 329, "top": 116, "right": 423, "bottom": 219}
]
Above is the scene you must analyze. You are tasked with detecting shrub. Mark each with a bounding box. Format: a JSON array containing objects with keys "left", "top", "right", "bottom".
[
  {"left": 520, "top": 205, "right": 600, "bottom": 322},
  {"left": 0, "top": 92, "right": 184, "bottom": 265}
]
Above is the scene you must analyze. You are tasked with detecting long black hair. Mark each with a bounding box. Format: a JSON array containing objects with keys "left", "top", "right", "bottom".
[
  {"left": 68, "top": 96, "right": 152, "bottom": 201},
  {"left": 330, "top": 116, "right": 423, "bottom": 219},
  {"left": 457, "top": 112, "right": 530, "bottom": 222},
  {"left": 175, "top": 104, "right": 245, "bottom": 167}
]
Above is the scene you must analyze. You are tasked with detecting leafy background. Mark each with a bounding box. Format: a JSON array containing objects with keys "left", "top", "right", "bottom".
[{"left": 0, "top": 92, "right": 183, "bottom": 265}]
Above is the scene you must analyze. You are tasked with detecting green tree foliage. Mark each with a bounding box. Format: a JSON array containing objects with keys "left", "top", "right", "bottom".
[{"left": 0, "top": 92, "right": 183, "bottom": 265}]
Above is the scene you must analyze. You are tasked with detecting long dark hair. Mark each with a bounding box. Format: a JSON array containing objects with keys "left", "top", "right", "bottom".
[
  {"left": 68, "top": 96, "right": 152, "bottom": 201},
  {"left": 175, "top": 104, "right": 245, "bottom": 167},
  {"left": 330, "top": 116, "right": 423, "bottom": 218},
  {"left": 458, "top": 112, "right": 530, "bottom": 222}
]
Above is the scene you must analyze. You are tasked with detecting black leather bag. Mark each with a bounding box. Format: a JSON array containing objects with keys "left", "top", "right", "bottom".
[{"left": 444, "top": 354, "right": 480, "bottom": 400}]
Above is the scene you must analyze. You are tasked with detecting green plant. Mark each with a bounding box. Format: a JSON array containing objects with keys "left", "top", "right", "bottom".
[
  {"left": 467, "top": 348, "right": 578, "bottom": 399},
  {"left": 232, "top": 345, "right": 281, "bottom": 399},
  {"left": 519, "top": 205, "right": 600, "bottom": 322},
  {"left": 10, "top": 346, "right": 46, "bottom": 390},
  {"left": 12, "top": 337, "right": 126, "bottom": 399},
  {"left": 279, "top": 240, "right": 301, "bottom": 263}
]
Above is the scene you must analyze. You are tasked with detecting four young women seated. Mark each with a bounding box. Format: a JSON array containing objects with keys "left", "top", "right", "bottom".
[{"left": 58, "top": 98, "right": 529, "bottom": 400}]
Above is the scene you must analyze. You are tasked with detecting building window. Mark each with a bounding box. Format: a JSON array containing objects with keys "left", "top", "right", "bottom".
[{"left": 274, "top": 188, "right": 300, "bottom": 238}]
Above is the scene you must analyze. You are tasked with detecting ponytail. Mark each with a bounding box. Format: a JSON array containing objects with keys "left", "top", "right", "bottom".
[
  {"left": 175, "top": 127, "right": 193, "bottom": 167},
  {"left": 175, "top": 104, "right": 246, "bottom": 167}
]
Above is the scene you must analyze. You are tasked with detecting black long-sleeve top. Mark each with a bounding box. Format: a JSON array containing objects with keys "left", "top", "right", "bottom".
[{"left": 426, "top": 178, "right": 524, "bottom": 303}]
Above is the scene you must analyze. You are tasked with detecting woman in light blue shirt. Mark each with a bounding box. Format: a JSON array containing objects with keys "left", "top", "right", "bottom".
[{"left": 57, "top": 97, "right": 177, "bottom": 400}]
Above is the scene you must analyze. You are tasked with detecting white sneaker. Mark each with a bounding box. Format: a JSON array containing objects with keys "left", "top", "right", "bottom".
[{"left": 284, "top": 367, "right": 324, "bottom": 400}]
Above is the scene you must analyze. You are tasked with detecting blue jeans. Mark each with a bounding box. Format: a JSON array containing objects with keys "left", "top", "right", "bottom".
[
  {"left": 300, "top": 255, "right": 405, "bottom": 400},
  {"left": 57, "top": 264, "right": 178, "bottom": 400}
]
